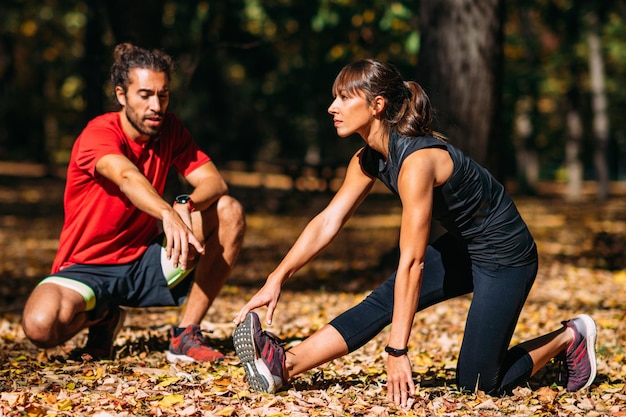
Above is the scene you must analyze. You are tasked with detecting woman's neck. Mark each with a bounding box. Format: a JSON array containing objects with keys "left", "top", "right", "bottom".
[{"left": 364, "top": 124, "right": 389, "bottom": 159}]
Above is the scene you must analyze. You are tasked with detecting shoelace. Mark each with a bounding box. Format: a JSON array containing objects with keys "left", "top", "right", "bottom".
[
  {"left": 262, "top": 330, "right": 286, "bottom": 348},
  {"left": 186, "top": 327, "right": 212, "bottom": 344}
]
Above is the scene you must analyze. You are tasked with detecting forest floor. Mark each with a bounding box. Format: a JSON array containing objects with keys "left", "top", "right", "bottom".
[{"left": 0, "top": 175, "right": 625, "bottom": 416}]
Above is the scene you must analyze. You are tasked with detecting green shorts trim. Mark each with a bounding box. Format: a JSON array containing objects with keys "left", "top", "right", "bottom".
[{"left": 38, "top": 276, "right": 97, "bottom": 311}]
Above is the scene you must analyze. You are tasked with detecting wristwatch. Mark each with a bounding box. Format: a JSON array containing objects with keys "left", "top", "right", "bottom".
[{"left": 174, "top": 194, "right": 195, "bottom": 212}]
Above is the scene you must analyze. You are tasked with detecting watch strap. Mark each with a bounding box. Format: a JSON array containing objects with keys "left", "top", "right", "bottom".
[{"left": 385, "top": 345, "right": 408, "bottom": 357}]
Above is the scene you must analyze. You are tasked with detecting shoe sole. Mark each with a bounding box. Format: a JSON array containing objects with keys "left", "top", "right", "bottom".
[
  {"left": 575, "top": 314, "right": 597, "bottom": 390},
  {"left": 165, "top": 351, "right": 196, "bottom": 363},
  {"left": 165, "top": 350, "right": 224, "bottom": 363},
  {"left": 232, "top": 313, "right": 276, "bottom": 393}
]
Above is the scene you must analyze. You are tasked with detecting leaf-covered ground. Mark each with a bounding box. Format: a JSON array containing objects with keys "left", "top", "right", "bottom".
[{"left": 0, "top": 177, "right": 625, "bottom": 416}]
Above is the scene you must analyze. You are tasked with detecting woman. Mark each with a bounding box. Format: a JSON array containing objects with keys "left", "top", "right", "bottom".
[{"left": 232, "top": 59, "right": 597, "bottom": 407}]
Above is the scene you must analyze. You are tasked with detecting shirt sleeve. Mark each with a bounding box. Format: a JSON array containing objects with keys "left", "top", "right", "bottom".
[{"left": 73, "top": 119, "right": 127, "bottom": 178}]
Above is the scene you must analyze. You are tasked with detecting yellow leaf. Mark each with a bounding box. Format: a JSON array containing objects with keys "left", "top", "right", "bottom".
[
  {"left": 215, "top": 406, "right": 236, "bottom": 416},
  {"left": 214, "top": 377, "right": 232, "bottom": 386},
  {"left": 157, "top": 394, "right": 184, "bottom": 408},
  {"left": 56, "top": 399, "right": 74, "bottom": 411},
  {"left": 83, "top": 367, "right": 104, "bottom": 380},
  {"left": 412, "top": 353, "right": 433, "bottom": 368},
  {"left": 157, "top": 376, "right": 180, "bottom": 387},
  {"left": 229, "top": 366, "right": 245, "bottom": 378}
]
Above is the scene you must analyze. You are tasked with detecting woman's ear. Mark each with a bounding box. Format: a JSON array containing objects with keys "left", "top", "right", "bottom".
[{"left": 372, "top": 96, "right": 386, "bottom": 115}]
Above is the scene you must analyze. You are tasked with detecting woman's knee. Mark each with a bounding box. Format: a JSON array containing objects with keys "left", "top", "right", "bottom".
[{"left": 457, "top": 369, "right": 500, "bottom": 395}]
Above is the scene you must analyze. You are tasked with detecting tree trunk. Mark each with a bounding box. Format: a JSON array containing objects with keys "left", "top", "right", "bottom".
[
  {"left": 565, "top": 95, "right": 584, "bottom": 201},
  {"left": 564, "top": 3, "right": 584, "bottom": 201},
  {"left": 514, "top": 98, "right": 539, "bottom": 193},
  {"left": 513, "top": 6, "right": 541, "bottom": 194},
  {"left": 416, "top": 0, "right": 505, "bottom": 177},
  {"left": 587, "top": 12, "right": 610, "bottom": 201}
]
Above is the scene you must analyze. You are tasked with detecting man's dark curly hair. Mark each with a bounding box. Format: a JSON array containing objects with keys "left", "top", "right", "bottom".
[{"left": 110, "top": 43, "right": 173, "bottom": 108}]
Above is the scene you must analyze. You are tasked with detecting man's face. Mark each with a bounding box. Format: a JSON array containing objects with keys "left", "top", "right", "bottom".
[{"left": 116, "top": 68, "right": 170, "bottom": 140}]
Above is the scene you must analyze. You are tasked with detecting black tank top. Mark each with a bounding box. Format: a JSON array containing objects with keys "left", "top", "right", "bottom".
[{"left": 361, "top": 131, "right": 537, "bottom": 268}]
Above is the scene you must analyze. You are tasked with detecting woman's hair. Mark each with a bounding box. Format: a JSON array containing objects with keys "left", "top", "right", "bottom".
[
  {"left": 110, "top": 43, "right": 173, "bottom": 106},
  {"left": 332, "top": 59, "right": 444, "bottom": 140}
]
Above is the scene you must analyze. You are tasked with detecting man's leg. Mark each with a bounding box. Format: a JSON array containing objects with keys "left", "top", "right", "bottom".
[
  {"left": 22, "top": 282, "right": 96, "bottom": 348},
  {"left": 178, "top": 195, "right": 245, "bottom": 326},
  {"left": 166, "top": 195, "right": 245, "bottom": 363}
]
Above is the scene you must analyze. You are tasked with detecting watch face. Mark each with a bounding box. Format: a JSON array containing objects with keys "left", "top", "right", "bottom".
[{"left": 176, "top": 195, "right": 191, "bottom": 204}]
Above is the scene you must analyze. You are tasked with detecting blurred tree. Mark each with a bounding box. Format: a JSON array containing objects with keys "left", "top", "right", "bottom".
[
  {"left": 587, "top": 6, "right": 610, "bottom": 200},
  {"left": 1, "top": 0, "right": 626, "bottom": 194},
  {"left": 416, "top": 0, "right": 505, "bottom": 177},
  {"left": 509, "top": 4, "right": 542, "bottom": 194},
  {"left": 562, "top": 1, "right": 584, "bottom": 202}
]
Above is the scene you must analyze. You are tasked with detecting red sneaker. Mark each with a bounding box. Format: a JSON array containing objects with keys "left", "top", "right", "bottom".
[{"left": 166, "top": 324, "right": 225, "bottom": 363}]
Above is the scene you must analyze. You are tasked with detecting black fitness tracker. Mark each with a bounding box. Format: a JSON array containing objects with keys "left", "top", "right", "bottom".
[{"left": 385, "top": 345, "right": 409, "bottom": 357}]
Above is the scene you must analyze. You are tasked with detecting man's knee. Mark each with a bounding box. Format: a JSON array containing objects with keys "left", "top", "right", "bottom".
[
  {"left": 22, "top": 283, "right": 86, "bottom": 348},
  {"left": 22, "top": 307, "right": 59, "bottom": 348},
  {"left": 216, "top": 195, "right": 246, "bottom": 235}
]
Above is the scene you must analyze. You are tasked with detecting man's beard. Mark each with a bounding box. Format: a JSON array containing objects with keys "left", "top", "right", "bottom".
[{"left": 126, "top": 107, "right": 162, "bottom": 137}]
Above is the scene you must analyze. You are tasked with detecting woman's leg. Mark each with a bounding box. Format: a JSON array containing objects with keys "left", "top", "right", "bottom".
[
  {"left": 456, "top": 262, "right": 537, "bottom": 394},
  {"left": 285, "top": 324, "right": 349, "bottom": 378},
  {"left": 286, "top": 234, "right": 475, "bottom": 379}
]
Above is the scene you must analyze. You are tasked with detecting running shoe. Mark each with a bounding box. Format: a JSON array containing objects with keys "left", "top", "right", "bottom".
[
  {"left": 166, "top": 324, "right": 225, "bottom": 363},
  {"left": 83, "top": 306, "right": 126, "bottom": 360},
  {"left": 233, "top": 312, "right": 286, "bottom": 393},
  {"left": 562, "top": 314, "right": 597, "bottom": 391}
]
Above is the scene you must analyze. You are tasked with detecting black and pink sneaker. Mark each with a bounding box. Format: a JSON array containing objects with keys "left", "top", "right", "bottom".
[
  {"left": 233, "top": 312, "right": 286, "bottom": 393},
  {"left": 562, "top": 314, "right": 597, "bottom": 391}
]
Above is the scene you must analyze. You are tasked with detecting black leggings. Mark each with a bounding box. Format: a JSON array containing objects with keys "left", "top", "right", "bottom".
[{"left": 329, "top": 233, "right": 538, "bottom": 395}]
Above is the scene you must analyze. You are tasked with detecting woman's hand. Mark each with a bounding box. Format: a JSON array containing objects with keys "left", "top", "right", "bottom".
[
  {"left": 386, "top": 354, "right": 415, "bottom": 408},
  {"left": 233, "top": 279, "right": 282, "bottom": 325}
]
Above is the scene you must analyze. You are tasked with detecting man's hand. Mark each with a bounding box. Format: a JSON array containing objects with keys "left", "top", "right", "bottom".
[{"left": 162, "top": 207, "right": 204, "bottom": 270}]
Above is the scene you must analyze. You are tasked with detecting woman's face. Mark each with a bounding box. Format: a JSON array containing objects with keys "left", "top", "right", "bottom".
[{"left": 327, "top": 89, "right": 375, "bottom": 138}]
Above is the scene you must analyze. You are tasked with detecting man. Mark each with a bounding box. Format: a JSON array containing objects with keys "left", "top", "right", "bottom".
[{"left": 21, "top": 43, "right": 245, "bottom": 362}]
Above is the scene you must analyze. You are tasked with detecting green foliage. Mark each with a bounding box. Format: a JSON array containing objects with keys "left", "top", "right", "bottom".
[
  {"left": 1, "top": 0, "right": 626, "bottom": 181},
  {"left": 504, "top": 1, "right": 626, "bottom": 181}
]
